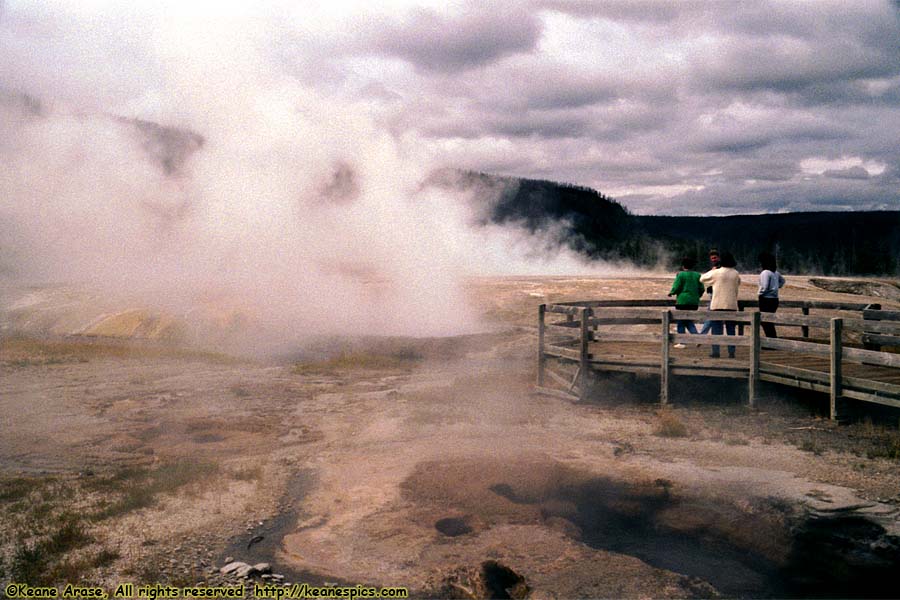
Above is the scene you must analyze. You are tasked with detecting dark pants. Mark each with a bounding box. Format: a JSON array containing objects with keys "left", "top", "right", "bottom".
[
  {"left": 710, "top": 309, "right": 736, "bottom": 358},
  {"left": 759, "top": 296, "right": 779, "bottom": 338},
  {"left": 675, "top": 304, "right": 698, "bottom": 334}
]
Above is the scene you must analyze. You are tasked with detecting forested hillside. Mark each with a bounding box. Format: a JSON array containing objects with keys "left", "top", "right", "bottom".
[{"left": 442, "top": 171, "right": 900, "bottom": 275}]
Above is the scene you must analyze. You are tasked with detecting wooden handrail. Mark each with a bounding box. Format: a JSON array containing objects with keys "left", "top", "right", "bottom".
[{"left": 538, "top": 300, "right": 900, "bottom": 412}]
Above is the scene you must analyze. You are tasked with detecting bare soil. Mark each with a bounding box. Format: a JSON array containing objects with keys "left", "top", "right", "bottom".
[{"left": 2, "top": 275, "right": 900, "bottom": 598}]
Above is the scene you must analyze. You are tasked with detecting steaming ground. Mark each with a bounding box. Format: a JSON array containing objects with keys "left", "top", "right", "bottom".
[{"left": 2, "top": 275, "right": 900, "bottom": 597}]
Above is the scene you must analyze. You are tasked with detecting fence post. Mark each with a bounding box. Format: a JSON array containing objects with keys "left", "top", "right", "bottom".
[
  {"left": 830, "top": 317, "right": 843, "bottom": 421},
  {"left": 802, "top": 306, "right": 810, "bottom": 339},
  {"left": 579, "top": 308, "right": 591, "bottom": 400},
  {"left": 749, "top": 311, "right": 760, "bottom": 407},
  {"left": 537, "top": 304, "right": 546, "bottom": 387},
  {"left": 660, "top": 310, "right": 670, "bottom": 405},
  {"left": 738, "top": 301, "right": 745, "bottom": 337}
]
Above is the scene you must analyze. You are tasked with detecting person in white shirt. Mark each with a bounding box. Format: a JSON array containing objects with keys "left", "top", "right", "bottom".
[
  {"left": 699, "top": 252, "right": 741, "bottom": 358},
  {"left": 758, "top": 252, "right": 786, "bottom": 338}
]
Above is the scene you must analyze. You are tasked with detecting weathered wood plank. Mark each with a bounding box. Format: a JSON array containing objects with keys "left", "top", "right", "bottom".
[
  {"left": 759, "top": 362, "right": 830, "bottom": 383},
  {"left": 591, "top": 318, "right": 662, "bottom": 326},
  {"left": 538, "top": 304, "right": 546, "bottom": 387},
  {"left": 590, "top": 357, "right": 660, "bottom": 367},
  {"left": 556, "top": 299, "right": 676, "bottom": 308},
  {"left": 544, "top": 366, "right": 570, "bottom": 388},
  {"left": 548, "top": 319, "right": 580, "bottom": 328},
  {"left": 841, "top": 389, "right": 900, "bottom": 409},
  {"left": 594, "top": 332, "right": 663, "bottom": 343},
  {"left": 670, "top": 368, "right": 748, "bottom": 379},
  {"left": 670, "top": 334, "right": 751, "bottom": 347},
  {"left": 544, "top": 346, "right": 582, "bottom": 361},
  {"left": 863, "top": 309, "right": 900, "bottom": 321},
  {"left": 556, "top": 299, "right": 874, "bottom": 311},
  {"left": 760, "top": 373, "right": 832, "bottom": 394},
  {"left": 760, "top": 313, "right": 833, "bottom": 328},
  {"left": 842, "top": 375, "right": 900, "bottom": 397},
  {"left": 761, "top": 337, "right": 832, "bottom": 357},
  {"left": 842, "top": 320, "right": 900, "bottom": 335},
  {"left": 750, "top": 312, "right": 760, "bottom": 407},
  {"left": 670, "top": 356, "right": 746, "bottom": 370},
  {"left": 545, "top": 336, "right": 580, "bottom": 347},
  {"left": 830, "top": 318, "right": 842, "bottom": 420},
  {"left": 781, "top": 300, "right": 874, "bottom": 310},
  {"left": 546, "top": 304, "right": 584, "bottom": 316},
  {"left": 591, "top": 363, "right": 660, "bottom": 375},
  {"left": 590, "top": 307, "right": 667, "bottom": 319},
  {"left": 660, "top": 311, "right": 670, "bottom": 405},
  {"left": 861, "top": 334, "right": 900, "bottom": 347},
  {"left": 842, "top": 346, "right": 900, "bottom": 368},
  {"left": 579, "top": 308, "right": 592, "bottom": 400},
  {"left": 670, "top": 309, "right": 753, "bottom": 323}
]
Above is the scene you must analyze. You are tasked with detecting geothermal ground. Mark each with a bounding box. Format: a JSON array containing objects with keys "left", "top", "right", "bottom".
[{"left": 2, "top": 275, "right": 900, "bottom": 598}]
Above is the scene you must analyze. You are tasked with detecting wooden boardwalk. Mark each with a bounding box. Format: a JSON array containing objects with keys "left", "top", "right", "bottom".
[{"left": 537, "top": 299, "right": 900, "bottom": 418}]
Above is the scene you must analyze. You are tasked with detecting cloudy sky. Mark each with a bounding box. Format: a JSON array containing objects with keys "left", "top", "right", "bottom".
[{"left": 3, "top": 0, "right": 900, "bottom": 215}]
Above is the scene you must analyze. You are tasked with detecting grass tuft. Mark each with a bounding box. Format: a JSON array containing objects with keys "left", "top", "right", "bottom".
[{"left": 654, "top": 409, "right": 689, "bottom": 438}]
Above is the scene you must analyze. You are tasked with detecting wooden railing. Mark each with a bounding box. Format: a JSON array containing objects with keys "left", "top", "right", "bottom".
[{"left": 537, "top": 300, "right": 900, "bottom": 419}]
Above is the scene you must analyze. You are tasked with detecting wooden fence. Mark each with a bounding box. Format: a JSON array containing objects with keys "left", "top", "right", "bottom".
[{"left": 537, "top": 299, "right": 900, "bottom": 419}]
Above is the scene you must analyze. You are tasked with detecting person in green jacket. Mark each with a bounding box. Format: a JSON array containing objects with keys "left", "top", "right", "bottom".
[{"left": 668, "top": 257, "right": 705, "bottom": 347}]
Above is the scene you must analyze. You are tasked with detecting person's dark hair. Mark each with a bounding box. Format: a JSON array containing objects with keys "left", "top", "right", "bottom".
[
  {"left": 759, "top": 251, "right": 777, "bottom": 272},
  {"left": 720, "top": 252, "right": 737, "bottom": 268},
  {"left": 681, "top": 257, "right": 697, "bottom": 270},
  {"left": 708, "top": 248, "right": 720, "bottom": 257}
]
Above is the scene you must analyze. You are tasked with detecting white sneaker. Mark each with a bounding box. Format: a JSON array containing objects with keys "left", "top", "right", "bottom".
[{"left": 673, "top": 343, "right": 686, "bottom": 349}]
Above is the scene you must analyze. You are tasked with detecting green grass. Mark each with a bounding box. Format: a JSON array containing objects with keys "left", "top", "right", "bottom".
[
  {"left": 7, "top": 517, "right": 94, "bottom": 585},
  {"left": 0, "top": 476, "right": 41, "bottom": 502},
  {"left": 1, "top": 461, "right": 218, "bottom": 585}
]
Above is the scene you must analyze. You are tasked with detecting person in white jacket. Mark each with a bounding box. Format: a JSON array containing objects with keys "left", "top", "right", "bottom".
[{"left": 699, "top": 252, "right": 741, "bottom": 358}]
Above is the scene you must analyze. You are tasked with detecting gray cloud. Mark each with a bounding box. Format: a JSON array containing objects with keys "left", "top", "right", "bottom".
[
  {"left": 3, "top": 0, "right": 900, "bottom": 218},
  {"left": 534, "top": 0, "right": 699, "bottom": 23},
  {"left": 364, "top": 4, "right": 542, "bottom": 72}
]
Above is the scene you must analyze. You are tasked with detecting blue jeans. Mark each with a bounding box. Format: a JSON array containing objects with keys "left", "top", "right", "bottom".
[
  {"left": 675, "top": 304, "right": 698, "bottom": 334},
  {"left": 678, "top": 320, "right": 699, "bottom": 334},
  {"left": 710, "top": 318, "right": 736, "bottom": 357}
]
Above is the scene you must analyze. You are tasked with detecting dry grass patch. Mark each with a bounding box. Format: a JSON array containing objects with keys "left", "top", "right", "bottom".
[
  {"left": 0, "top": 335, "right": 240, "bottom": 366},
  {"left": 292, "top": 350, "right": 422, "bottom": 374},
  {"left": 654, "top": 408, "right": 689, "bottom": 438},
  {"left": 87, "top": 459, "right": 220, "bottom": 521},
  {"left": 0, "top": 475, "right": 124, "bottom": 586}
]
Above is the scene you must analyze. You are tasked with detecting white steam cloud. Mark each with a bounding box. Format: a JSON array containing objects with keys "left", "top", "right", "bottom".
[{"left": 0, "top": 2, "right": 612, "bottom": 347}]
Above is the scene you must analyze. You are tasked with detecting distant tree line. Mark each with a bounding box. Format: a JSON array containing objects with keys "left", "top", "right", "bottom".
[{"left": 453, "top": 171, "right": 900, "bottom": 275}]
